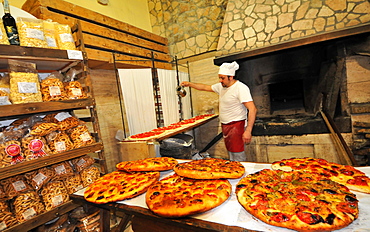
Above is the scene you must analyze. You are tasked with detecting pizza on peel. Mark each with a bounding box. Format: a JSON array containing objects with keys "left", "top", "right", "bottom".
[{"left": 116, "top": 157, "right": 178, "bottom": 172}]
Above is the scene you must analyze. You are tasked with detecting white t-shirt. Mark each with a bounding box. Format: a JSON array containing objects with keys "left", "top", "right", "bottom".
[{"left": 211, "top": 81, "right": 253, "bottom": 124}]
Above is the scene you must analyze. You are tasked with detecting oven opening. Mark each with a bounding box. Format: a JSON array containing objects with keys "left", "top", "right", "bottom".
[{"left": 269, "top": 79, "right": 305, "bottom": 114}]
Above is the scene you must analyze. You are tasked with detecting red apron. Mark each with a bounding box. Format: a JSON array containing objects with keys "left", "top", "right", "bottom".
[{"left": 221, "top": 120, "right": 245, "bottom": 152}]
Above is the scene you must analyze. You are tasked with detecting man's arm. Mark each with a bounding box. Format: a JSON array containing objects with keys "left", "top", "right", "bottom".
[
  {"left": 242, "top": 101, "right": 257, "bottom": 144},
  {"left": 181, "top": 81, "right": 213, "bottom": 92}
]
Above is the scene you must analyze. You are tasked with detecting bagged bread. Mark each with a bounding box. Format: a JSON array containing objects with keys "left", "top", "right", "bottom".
[{"left": 13, "top": 190, "right": 45, "bottom": 222}]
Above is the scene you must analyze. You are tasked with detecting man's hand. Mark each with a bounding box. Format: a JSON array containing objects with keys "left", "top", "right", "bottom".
[
  {"left": 181, "top": 81, "right": 190, "bottom": 87},
  {"left": 242, "top": 130, "right": 252, "bottom": 144}
]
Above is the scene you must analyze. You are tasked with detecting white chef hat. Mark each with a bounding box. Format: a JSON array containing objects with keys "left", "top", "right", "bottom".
[{"left": 218, "top": 61, "right": 239, "bottom": 76}]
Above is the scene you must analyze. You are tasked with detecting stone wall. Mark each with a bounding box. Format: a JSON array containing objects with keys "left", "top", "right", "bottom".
[
  {"left": 148, "top": 0, "right": 228, "bottom": 59},
  {"left": 217, "top": 0, "right": 370, "bottom": 56}
]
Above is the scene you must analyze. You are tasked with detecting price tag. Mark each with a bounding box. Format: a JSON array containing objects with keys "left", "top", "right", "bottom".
[
  {"left": 55, "top": 141, "right": 66, "bottom": 152},
  {"left": 54, "top": 164, "right": 67, "bottom": 175},
  {"left": 0, "top": 221, "right": 7, "bottom": 231},
  {"left": 52, "top": 195, "right": 64, "bottom": 207},
  {"left": 67, "top": 50, "right": 83, "bottom": 60},
  {"left": 55, "top": 112, "right": 72, "bottom": 122},
  {"left": 22, "top": 208, "right": 37, "bottom": 220}
]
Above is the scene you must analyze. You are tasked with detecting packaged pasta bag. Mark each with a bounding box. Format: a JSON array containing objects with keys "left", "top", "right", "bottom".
[
  {"left": 0, "top": 73, "right": 11, "bottom": 105},
  {"left": 43, "top": 19, "right": 58, "bottom": 49},
  {"left": 8, "top": 60, "right": 42, "bottom": 104},
  {"left": 17, "top": 17, "right": 47, "bottom": 48},
  {"left": 0, "top": 20, "right": 10, "bottom": 45},
  {"left": 13, "top": 190, "right": 45, "bottom": 222},
  {"left": 45, "top": 131, "right": 74, "bottom": 154},
  {"left": 55, "top": 23, "right": 76, "bottom": 50},
  {"left": 40, "top": 72, "right": 67, "bottom": 101},
  {"left": 63, "top": 68, "right": 88, "bottom": 99},
  {"left": 67, "top": 121, "right": 95, "bottom": 149}
]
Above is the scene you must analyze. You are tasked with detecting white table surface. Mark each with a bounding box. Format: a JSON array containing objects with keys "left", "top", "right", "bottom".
[{"left": 75, "top": 161, "right": 370, "bottom": 232}]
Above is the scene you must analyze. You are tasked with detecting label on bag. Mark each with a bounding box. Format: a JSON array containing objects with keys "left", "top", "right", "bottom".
[
  {"left": 80, "top": 132, "right": 92, "bottom": 142},
  {"left": 54, "top": 112, "right": 71, "bottom": 122},
  {"left": 54, "top": 164, "right": 67, "bottom": 175},
  {"left": 33, "top": 173, "right": 47, "bottom": 186},
  {"left": 12, "top": 180, "right": 27, "bottom": 192},
  {"left": 55, "top": 141, "right": 66, "bottom": 152},
  {"left": 67, "top": 50, "right": 83, "bottom": 60},
  {"left": 17, "top": 82, "right": 37, "bottom": 93},
  {"left": 52, "top": 195, "right": 64, "bottom": 207},
  {"left": 49, "top": 86, "right": 61, "bottom": 96},
  {"left": 22, "top": 208, "right": 37, "bottom": 220}
]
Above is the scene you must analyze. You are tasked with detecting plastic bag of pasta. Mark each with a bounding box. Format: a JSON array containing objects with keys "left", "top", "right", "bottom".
[
  {"left": 17, "top": 17, "right": 47, "bottom": 48},
  {"left": 0, "top": 73, "right": 11, "bottom": 105},
  {"left": 43, "top": 19, "right": 58, "bottom": 49},
  {"left": 55, "top": 23, "right": 76, "bottom": 50},
  {"left": 0, "top": 20, "right": 10, "bottom": 45},
  {"left": 8, "top": 60, "right": 42, "bottom": 104}
]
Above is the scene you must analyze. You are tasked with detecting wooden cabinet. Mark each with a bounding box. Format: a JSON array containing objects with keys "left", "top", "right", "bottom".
[{"left": 0, "top": 44, "right": 106, "bottom": 232}]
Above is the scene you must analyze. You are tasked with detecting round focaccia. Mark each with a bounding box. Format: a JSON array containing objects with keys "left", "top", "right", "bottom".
[
  {"left": 173, "top": 158, "right": 245, "bottom": 179},
  {"left": 271, "top": 157, "right": 370, "bottom": 194},
  {"left": 236, "top": 169, "right": 359, "bottom": 232},
  {"left": 116, "top": 157, "right": 178, "bottom": 172},
  {"left": 84, "top": 170, "right": 160, "bottom": 204},
  {"left": 146, "top": 174, "right": 231, "bottom": 218}
]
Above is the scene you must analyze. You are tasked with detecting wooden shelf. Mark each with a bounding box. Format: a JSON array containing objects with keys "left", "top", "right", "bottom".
[
  {"left": 0, "top": 44, "right": 82, "bottom": 71},
  {"left": 0, "top": 98, "right": 95, "bottom": 118},
  {"left": 0, "top": 142, "right": 103, "bottom": 180},
  {"left": 3, "top": 201, "right": 80, "bottom": 232}
]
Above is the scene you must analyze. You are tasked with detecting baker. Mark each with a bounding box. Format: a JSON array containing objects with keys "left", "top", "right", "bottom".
[{"left": 181, "top": 61, "right": 257, "bottom": 161}]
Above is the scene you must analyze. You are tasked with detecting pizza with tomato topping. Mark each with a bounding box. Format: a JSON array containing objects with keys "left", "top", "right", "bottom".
[
  {"left": 84, "top": 170, "right": 160, "bottom": 204},
  {"left": 173, "top": 158, "right": 245, "bottom": 179},
  {"left": 126, "top": 114, "right": 216, "bottom": 141},
  {"left": 126, "top": 131, "right": 165, "bottom": 141},
  {"left": 146, "top": 173, "right": 231, "bottom": 218},
  {"left": 116, "top": 157, "right": 178, "bottom": 172},
  {"left": 236, "top": 169, "right": 358, "bottom": 232},
  {"left": 272, "top": 157, "right": 370, "bottom": 194}
]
